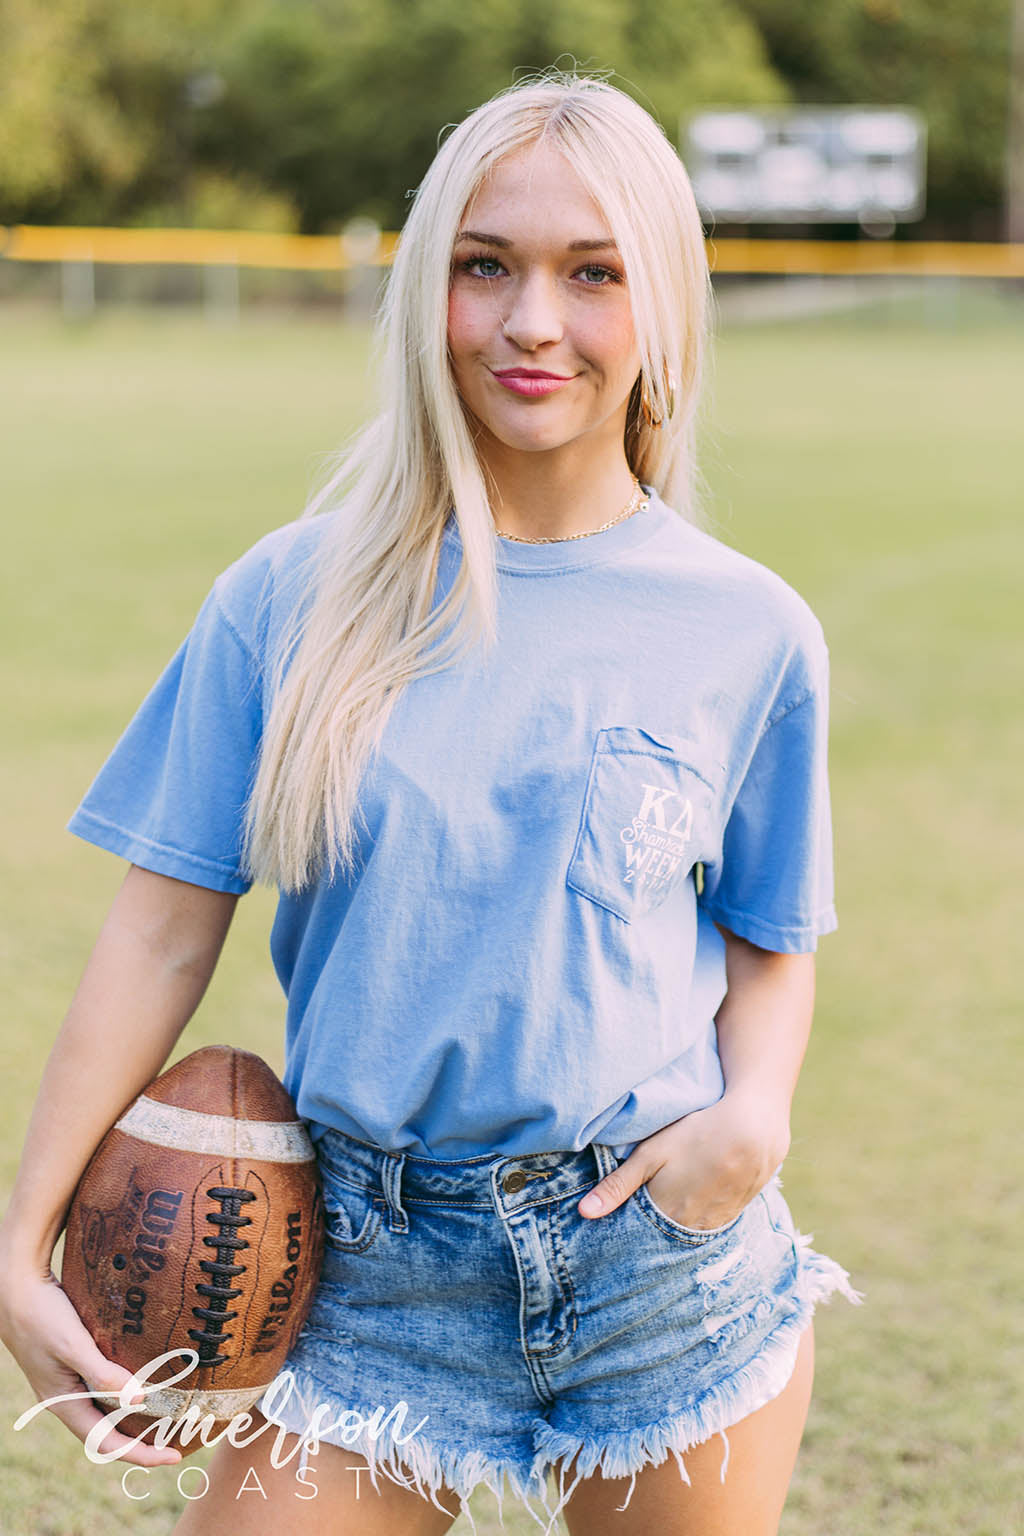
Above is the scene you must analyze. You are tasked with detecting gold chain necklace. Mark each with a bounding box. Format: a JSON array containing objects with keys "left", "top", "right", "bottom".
[{"left": 494, "top": 476, "right": 647, "bottom": 544}]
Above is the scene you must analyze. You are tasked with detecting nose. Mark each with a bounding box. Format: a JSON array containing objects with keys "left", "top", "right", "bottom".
[{"left": 500, "top": 270, "right": 564, "bottom": 352}]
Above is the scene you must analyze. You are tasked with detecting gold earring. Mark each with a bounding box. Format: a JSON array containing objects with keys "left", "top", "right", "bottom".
[{"left": 639, "top": 365, "right": 678, "bottom": 429}]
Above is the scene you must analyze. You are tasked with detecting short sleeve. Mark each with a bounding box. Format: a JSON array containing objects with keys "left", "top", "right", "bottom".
[
  {"left": 698, "top": 665, "right": 838, "bottom": 954},
  {"left": 67, "top": 586, "right": 263, "bottom": 894}
]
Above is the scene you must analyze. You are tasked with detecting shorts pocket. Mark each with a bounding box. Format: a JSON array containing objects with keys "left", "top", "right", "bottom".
[
  {"left": 631, "top": 1179, "right": 750, "bottom": 1245},
  {"left": 317, "top": 1150, "right": 384, "bottom": 1254},
  {"left": 566, "top": 726, "right": 717, "bottom": 921}
]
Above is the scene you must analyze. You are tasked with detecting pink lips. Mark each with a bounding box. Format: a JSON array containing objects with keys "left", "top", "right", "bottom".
[{"left": 491, "top": 368, "right": 574, "bottom": 397}]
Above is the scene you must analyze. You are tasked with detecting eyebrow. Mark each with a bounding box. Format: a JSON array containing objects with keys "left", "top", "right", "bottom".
[{"left": 455, "top": 230, "right": 619, "bottom": 252}]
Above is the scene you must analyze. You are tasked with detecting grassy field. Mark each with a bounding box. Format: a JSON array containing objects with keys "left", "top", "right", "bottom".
[{"left": 0, "top": 287, "right": 1021, "bottom": 1535}]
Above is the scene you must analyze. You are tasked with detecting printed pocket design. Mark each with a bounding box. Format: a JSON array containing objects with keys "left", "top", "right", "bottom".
[{"left": 566, "top": 726, "right": 716, "bottom": 921}]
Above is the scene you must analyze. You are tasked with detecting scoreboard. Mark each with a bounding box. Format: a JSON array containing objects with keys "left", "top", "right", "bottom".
[{"left": 682, "top": 106, "right": 927, "bottom": 231}]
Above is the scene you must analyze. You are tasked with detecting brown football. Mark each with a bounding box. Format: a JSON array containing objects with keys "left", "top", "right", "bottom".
[{"left": 60, "top": 1045, "right": 324, "bottom": 1455}]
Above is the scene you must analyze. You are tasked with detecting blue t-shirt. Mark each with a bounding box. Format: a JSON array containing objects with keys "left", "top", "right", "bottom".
[{"left": 68, "top": 489, "right": 837, "bottom": 1160}]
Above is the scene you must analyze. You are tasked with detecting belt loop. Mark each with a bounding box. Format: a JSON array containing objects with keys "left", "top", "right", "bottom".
[
  {"left": 591, "top": 1142, "right": 617, "bottom": 1182},
  {"left": 381, "top": 1150, "right": 409, "bottom": 1234}
]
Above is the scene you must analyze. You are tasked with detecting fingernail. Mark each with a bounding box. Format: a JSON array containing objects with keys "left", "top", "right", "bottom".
[{"left": 580, "top": 1191, "right": 604, "bottom": 1214}]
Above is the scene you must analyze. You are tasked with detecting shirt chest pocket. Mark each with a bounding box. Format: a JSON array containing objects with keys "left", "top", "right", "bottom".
[{"left": 566, "top": 726, "right": 718, "bottom": 923}]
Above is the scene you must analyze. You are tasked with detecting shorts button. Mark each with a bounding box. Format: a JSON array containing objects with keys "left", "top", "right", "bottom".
[{"left": 502, "top": 1170, "right": 527, "bottom": 1193}]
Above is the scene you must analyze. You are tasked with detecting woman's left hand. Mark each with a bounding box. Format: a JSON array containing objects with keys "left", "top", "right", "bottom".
[{"left": 577, "top": 1089, "right": 791, "bottom": 1229}]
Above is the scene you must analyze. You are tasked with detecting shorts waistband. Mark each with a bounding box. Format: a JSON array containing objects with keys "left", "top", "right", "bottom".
[{"left": 309, "top": 1123, "right": 621, "bottom": 1235}]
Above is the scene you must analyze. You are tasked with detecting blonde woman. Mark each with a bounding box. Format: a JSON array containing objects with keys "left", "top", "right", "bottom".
[{"left": 0, "top": 71, "right": 859, "bottom": 1536}]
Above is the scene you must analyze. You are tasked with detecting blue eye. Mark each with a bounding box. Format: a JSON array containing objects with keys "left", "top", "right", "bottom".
[
  {"left": 453, "top": 254, "right": 622, "bottom": 286},
  {"left": 460, "top": 256, "right": 504, "bottom": 279},
  {"left": 577, "top": 264, "right": 620, "bottom": 285}
]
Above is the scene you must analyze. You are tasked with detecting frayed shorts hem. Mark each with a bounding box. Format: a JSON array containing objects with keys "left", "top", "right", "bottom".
[{"left": 262, "top": 1240, "right": 861, "bottom": 1536}]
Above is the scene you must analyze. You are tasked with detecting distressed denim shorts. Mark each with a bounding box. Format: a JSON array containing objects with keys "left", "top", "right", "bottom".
[{"left": 259, "top": 1125, "right": 860, "bottom": 1534}]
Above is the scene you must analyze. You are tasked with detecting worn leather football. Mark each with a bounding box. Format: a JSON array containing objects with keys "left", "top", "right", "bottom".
[{"left": 61, "top": 1045, "right": 324, "bottom": 1454}]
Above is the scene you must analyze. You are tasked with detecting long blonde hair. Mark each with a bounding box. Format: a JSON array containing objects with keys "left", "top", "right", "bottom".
[{"left": 242, "top": 69, "right": 714, "bottom": 893}]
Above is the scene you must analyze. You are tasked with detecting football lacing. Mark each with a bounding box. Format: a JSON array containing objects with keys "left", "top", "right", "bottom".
[{"left": 189, "top": 1186, "right": 257, "bottom": 1368}]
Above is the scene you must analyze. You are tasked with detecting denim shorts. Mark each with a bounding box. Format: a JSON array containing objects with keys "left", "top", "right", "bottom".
[{"left": 259, "top": 1125, "right": 859, "bottom": 1534}]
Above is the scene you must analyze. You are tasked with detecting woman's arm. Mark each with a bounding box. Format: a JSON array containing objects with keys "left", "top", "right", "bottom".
[
  {"left": 0, "top": 863, "right": 239, "bottom": 1464},
  {"left": 711, "top": 922, "right": 815, "bottom": 1161},
  {"left": 578, "top": 925, "right": 815, "bottom": 1225}
]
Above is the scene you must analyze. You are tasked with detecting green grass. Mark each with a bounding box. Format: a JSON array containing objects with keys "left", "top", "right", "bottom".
[{"left": 1, "top": 287, "right": 1022, "bottom": 1535}]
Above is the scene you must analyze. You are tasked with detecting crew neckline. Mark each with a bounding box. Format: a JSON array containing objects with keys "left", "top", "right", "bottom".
[{"left": 442, "top": 485, "right": 669, "bottom": 573}]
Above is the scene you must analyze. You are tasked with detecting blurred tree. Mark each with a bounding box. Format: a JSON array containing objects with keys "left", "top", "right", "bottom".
[
  {"left": 732, "top": 0, "right": 1013, "bottom": 232},
  {"left": 0, "top": 0, "right": 778, "bottom": 229},
  {"left": 196, "top": 0, "right": 780, "bottom": 230},
  {"left": 0, "top": 0, "right": 142, "bottom": 219},
  {"left": 0, "top": 0, "right": 289, "bottom": 226},
  {"left": 0, "top": 0, "right": 1012, "bottom": 234}
]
